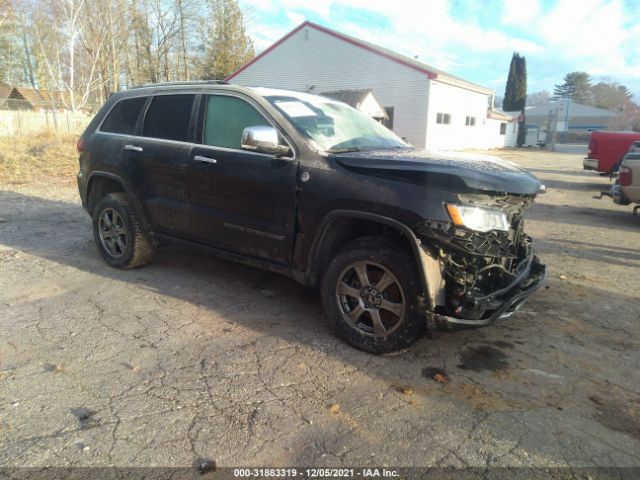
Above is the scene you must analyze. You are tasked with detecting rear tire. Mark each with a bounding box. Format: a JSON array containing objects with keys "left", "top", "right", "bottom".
[
  {"left": 92, "top": 193, "right": 154, "bottom": 269},
  {"left": 321, "top": 236, "right": 425, "bottom": 354}
]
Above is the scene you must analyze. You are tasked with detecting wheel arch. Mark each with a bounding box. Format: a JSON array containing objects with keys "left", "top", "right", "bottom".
[
  {"left": 305, "top": 210, "right": 430, "bottom": 295},
  {"left": 86, "top": 172, "right": 150, "bottom": 231}
]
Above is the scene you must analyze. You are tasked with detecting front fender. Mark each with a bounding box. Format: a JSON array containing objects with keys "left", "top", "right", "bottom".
[{"left": 304, "top": 209, "right": 443, "bottom": 307}]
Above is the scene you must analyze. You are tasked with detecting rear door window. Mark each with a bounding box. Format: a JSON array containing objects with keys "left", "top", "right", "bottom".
[
  {"left": 203, "top": 95, "right": 270, "bottom": 149},
  {"left": 100, "top": 97, "right": 147, "bottom": 135},
  {"left": 142, "top": 94, "right": 196, "bottom": 142}
]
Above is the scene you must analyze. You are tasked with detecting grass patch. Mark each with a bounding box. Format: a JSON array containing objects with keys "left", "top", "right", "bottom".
[{"left": 0, "top": 131, "right": 79, "bottom": 184}]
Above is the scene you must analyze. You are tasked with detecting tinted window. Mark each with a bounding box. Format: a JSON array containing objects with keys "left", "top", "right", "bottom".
[
  {"left": 101, "top": 97, "right": 146, "bottom": 134},
  {"left": 143, "top": 94, "right": 195, "bottom": 142},
  {"left": 203, "top": 95, "right": 270, "bottom": 149}
]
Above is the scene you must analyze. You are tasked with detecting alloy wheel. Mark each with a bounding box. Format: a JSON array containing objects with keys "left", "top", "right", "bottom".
[
  {"left": 335, "top": 261, "right": 406, "bottom": 337},
  {"left": 98, "top": 208, "right": 128, "bottom": 258}
]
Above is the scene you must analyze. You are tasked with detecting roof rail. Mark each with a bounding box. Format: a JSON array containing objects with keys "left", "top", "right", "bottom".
[{"left": 130, "top": 80, "right": 229, "bottom": 89}]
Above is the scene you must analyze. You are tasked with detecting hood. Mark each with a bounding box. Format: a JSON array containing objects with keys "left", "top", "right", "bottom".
[{"left": 333, "top": 149, "right": 542, "bottom": 195}]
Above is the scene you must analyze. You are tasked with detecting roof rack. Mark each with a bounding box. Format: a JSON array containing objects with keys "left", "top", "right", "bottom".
[{"left": 130, "top": 80, "right": 229, "bottom": 89}]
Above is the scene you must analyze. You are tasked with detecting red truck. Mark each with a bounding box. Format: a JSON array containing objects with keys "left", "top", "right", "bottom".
[{"left": 583, "top": 131, "right": 640, "bottom": 174}]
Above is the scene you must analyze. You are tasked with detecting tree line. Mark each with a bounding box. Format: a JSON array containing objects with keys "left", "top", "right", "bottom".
[
  {"left": 501, "top": 51, "right": 640, "bottom": 132},
  {"left": 0, "top": 0, "right": 255, "bottom": 111},
  {"left": 548, "top": 71, "right": 638, "bottom": 130},
  {"left": 528, "top": 78, "right": 636, "bottom": 111},
  {"left": 502, "top": 51, "right": 640, "bottom": 138}
]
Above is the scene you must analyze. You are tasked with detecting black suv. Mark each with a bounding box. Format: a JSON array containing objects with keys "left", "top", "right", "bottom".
[{"left": 77, "top": 81, "right": 546, "bottom": 353}]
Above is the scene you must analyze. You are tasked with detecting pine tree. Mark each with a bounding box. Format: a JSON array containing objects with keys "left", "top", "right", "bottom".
[{"left": 553, "top": 72, "right": 592, "bottom": 103}]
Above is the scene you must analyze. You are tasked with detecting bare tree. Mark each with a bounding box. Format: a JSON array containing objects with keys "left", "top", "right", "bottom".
[
  {"left": 1, "top": 0, "right": 254, "bottom": 105},
  {"left": 32, "top": 0, "right": 104, "bottom": 111},
  {"left": 591, "top": 81, "right": 633, "bottom": 111},
  {"left": 526, "top": 90, "right": 551, "bottom": 107}
]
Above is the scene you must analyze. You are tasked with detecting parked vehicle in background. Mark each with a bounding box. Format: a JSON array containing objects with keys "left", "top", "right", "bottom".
[
  {"left": 583, "top": 131, "right": 640, "bottom": 174},
  {"left": 77, "top": 81, "right": 546, "bottom": 353},
  {"left": 628, "top": 140, "right": 640, "bottom": 154},
  {"left": 606, "top": 152, "right": 640, "bottom": 215}
]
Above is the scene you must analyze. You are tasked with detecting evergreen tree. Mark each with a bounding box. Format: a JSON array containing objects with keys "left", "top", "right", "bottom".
[
  {"left": 553, "top": 71, "right": 592, "bottom": 103},
  {"left": 503, "top": 53, "right": 526, "bottom": 111},
  {"left": 200, "top": 0, "right": 255, "bottom": 80},
  {"left": 502, "top": 53, "right": 527, "bottom": 146},
  {"left": 503, "top": 55, "right": 517, "bottom": 111}
]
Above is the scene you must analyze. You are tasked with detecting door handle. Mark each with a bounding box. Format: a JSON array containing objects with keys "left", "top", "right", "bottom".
[
  {"left": 194, "top": 155, "right": 218, "bottom": 164},
  {"left": 124, "top": 144, "right": 143, "bottom": 152}
]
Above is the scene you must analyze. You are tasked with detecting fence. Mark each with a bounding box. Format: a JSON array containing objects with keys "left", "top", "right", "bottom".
[{"left": 0, "top": 108, "right": 93, "bottom": 136}]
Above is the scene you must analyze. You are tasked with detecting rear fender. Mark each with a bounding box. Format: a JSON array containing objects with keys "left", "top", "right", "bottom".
[{"left": 86, "top": 172, "right": 151, "bottom": 231}]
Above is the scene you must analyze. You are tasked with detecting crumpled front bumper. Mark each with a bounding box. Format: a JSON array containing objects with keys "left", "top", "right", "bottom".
[{"left": 431, "top": 251, "right": 546, "bottom": 329}]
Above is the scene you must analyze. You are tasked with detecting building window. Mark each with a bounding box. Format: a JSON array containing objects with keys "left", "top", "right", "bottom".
[
  {"left": 500, "top": 122, "right": 507, "bottom": 135},
  {"left": 436, "top": 113, "right": 451, "bottom": 125},
  {"left": 465, "top": 116, "right": 476, "bottom": 126},
  {"left": 382, "top": 107, "right": 394, "bottom": 129}
]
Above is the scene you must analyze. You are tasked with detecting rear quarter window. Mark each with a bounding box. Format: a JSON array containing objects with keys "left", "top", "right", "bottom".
[
  {"left": 100, "top": 97, "right": 147, "bottom": 135},
  {"left": 142, "top": 94, "right": 195, "bottom": 142}
]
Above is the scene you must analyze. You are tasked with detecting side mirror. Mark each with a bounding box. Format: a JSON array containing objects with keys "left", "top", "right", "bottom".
[{"left": 241, "top": 125, "right": 291, "bottom": 157}]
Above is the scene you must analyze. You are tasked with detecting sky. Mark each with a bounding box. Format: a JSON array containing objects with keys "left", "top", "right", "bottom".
[{"left": 238, "top": 0, "right": 640, "bottom": 101}]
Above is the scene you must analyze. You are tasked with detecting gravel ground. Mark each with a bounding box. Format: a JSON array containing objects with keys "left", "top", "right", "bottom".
[{"left": 1, "top": 149, "right": 639, "bottom": 474}]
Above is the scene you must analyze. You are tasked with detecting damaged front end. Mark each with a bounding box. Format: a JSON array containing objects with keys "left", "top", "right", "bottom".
[{"left": 414, "top": 194, "right": 546, "bottom": 328}]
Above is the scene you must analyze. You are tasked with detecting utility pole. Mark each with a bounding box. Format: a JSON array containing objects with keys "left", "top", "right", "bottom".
[
  {"left": 550, "top": 108, "right": 559, "bottom": 151},
  {"left": 563, "top": 97, "right": 571, "bottom": 143},
  {"left": 544, "top": 110, "right": 553, "bottom": 150}
]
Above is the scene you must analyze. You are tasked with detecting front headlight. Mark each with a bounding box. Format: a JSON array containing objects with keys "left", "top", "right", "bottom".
[{"left": 446, "top": 204, "right": 509, "bottom": 232}]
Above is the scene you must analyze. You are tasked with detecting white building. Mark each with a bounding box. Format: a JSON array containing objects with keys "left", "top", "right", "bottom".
[
  {"left": 525, "top": 101, "right": 617, "bottom": 133},
  {"left": 227, "top": 21, "right": 517, "bottom": 150},
  {"left": 320, "top": 89, "right": 388, "bottom": 122}
]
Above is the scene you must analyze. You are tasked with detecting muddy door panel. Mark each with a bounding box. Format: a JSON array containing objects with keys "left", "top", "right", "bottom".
[
  {"left": 189, "top": 93, "right": 298, "bottom": 264},
  {"left": 188, "top": 146, "right": 298, "bottom": 264},
  {"left": 124, "top": 138, "right": 193, "bottom": 236},
  {"left": 128, "top": 94, "right": 197, "bottom": 236}
]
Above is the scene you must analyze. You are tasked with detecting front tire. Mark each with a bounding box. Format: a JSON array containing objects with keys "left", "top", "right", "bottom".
[
  {"left": 92, "top": 193, "right": 154, "bottom": 269},
  {"left": 321, "top": 236, "right": 425, "bottom": 354}
]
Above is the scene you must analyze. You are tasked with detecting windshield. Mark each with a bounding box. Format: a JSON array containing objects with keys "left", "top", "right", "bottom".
[{"left": 262, "top": 92, "right": 408, "bottom": 152}]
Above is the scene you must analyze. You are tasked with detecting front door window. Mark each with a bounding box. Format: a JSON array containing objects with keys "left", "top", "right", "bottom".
[{"left": 203, "top": 95, "right": 271, "bottom": 149}]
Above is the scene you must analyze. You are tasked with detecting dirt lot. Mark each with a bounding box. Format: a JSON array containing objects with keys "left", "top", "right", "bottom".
[{"left": 1, "top": 145, "right": 639, "bottom": 474}]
